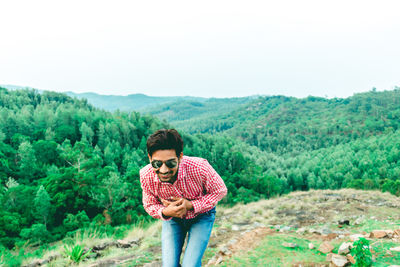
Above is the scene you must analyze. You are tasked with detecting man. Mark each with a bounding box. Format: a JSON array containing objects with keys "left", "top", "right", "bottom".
[{"left": 140, "top": 129, "right": 227, "bottom": 267}]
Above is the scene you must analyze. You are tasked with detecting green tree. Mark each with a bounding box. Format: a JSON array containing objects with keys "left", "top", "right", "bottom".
[
  {"left": 17, "top": 141, "right": 37, "bottom": 181},
  {"left": 33, "top": 185, "right": 52, "bottom": 227}
]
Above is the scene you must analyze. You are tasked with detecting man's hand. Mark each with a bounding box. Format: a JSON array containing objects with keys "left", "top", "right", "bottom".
[
  {"left": 160, "top": 197, "right": 193, "bottom": 218},
  {"left": 165, "top": 197, "right": 194, "bottom": 211},
  {"left": 161, "top": 198, "right": 187, "bottom": 219}
]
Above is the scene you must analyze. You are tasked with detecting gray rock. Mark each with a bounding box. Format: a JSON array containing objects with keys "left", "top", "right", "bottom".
[
  {"left": 231, "top": 225, "right": 240, "bottom": 231},
  {"left": 143, "top": 262, "right": 162, "bottom": 267},
  {"left": 219, "top": 246, "right": 232, "bottom": 256},
  {"left": 279, "top": 226, "right": 291, "bottom": 232},
  {"left": 338, "top": 242, "right": 353, "bottom": 255},
  {"left": 24, "top": 259, "right": 48, "bottom": 267},
  {"left": 349, "top": 234, "right": 364, "bottom": 242},
  {"left": 331, "top": 254, "right": 348, "bottom": 267},
  {"left": 321, "top": 228, "right": 332, "bottom": 235},
  {"left": 296, "top": 228, "right": 306, "bottom": 235},
  {"left": 93, "top": 241, "right": 117, "bottom": 251},
  {"left": 354, "top": 217, "right": 364, "bottom": 225},
  {"left": 282, "top": 242, "right": 299, "bottom": 248}
]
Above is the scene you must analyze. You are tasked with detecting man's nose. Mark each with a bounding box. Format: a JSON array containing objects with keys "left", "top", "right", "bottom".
[{"left": 160, "top": 163, "right": 169, "bottom": 173}]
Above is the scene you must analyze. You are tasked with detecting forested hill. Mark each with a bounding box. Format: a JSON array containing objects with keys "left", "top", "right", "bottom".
[
  {"left": 143, "top": 96, "right": 256, "bottom": 124},
  {"left": 64, "top": 91, "right": 206, "bottom": 111},
  {"left": 0, "top": 87, "right": 263, "bottom": 251},
  {"left": 1, "top": 86, "right": 400, "bottom": 263},
  {"left": 149, "top": 89, "right": 400, "bottom": 156}
]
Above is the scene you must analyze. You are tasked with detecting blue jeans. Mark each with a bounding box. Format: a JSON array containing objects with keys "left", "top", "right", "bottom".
[{"left": 161, "top": 207, "right": 216, "bottom": 267}]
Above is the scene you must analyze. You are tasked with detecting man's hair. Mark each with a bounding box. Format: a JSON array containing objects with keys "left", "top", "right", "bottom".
[{"left": 146, "top": 129, "right": 183, "bottom": 157}]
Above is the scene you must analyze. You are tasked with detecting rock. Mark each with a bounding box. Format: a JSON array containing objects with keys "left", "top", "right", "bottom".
[
  {"left": 338, "top": 219, "right": 350, "bottom": 226},
  {"left": 279, "top": 226, "right": 291, "bottom": 232},
  {"left": 309, "top": 228, "right": 318, "bottom": 234},
  {"left": 349, "top": 234, "right": 364, "bottom": 242},
  {"left": 25, "top": 259, "right": 48, "bottom": 267},
  {"left": 364, "top": 232, "right": 372, "bottom": 238},
  {"left": 371, "top": 230, "right": 387, "bottom": 238},
  {"left": 326, "top": 233, "right": 338, "bottom": 240},
  {"left": 390, "top": 247, "right": 400, "bottom": 252},
  {"left": 227, "top": 238, "right": 238, "bottom": 246},
  {"left": 331, "top": 254, "right": 348, "bottom": 267},
  {"left": 394, "top": 229, "right": 400, "bottom": 237},
  {"left": 282, "top": 242, "right": 298, "bottom": 248},
  {"left": 308, "top": 243, "right": 315, "bottom": 249},
  {"left": 354, "top": 217, "right": 364, "bottom": 225},
  {"left": 386, "top": 230, "right": 395, "bottom": 238},
  {"left": 215, "top": 256, "right": 223, "bottom": 265},
  {"left": 231, "top": 225, "right": 240, "bottom": 231},
  {"left": 116, "top": 239, "right": 136, "bottom": 248},
  {"left": 143, "top": 262, "right": 162, "bottom": 267},
  {"left": 296, "top": 228, "right": 306, "bottom": 235},
  {"left": 321, "top": 228, "right": 332, "bottom": 235},
  {"left": 252, "top": 222, "right": 265, "bottom": 228},
  {"left": 318, "top": 241, "right": 334, "bottom": 254},
  {"left": 347, "top": 254, "right": 355, "bottom": 264},
  {"left": 338, "top": 242, "right": 353, "bottom": 255},
  {"left": 326, "top": 253, "right": 333, "bottom": 261},
  {"left": 93, "top": 241, "right": 117, "bottom": 251},
  {"left": 219, "top": 246, "right": 232, "bottom": 256}
]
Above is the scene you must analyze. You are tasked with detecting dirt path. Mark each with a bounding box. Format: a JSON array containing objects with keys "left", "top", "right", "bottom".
[{"left": 206, "top": 227, "right": 276, "bottom": 266}]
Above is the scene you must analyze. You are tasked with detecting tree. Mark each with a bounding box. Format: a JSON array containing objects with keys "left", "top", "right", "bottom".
[
  {"left": 17, "top": 141, "right": 37, "bottom": 182},
  {"left": 89, "top": 171, "right": 129, "bottom": 225},
  {"left": 20, "top": 224, "right": 50, "bottom": 245},
  {"left": 33, "top": 185, "right": 52, "bottom": 227}
]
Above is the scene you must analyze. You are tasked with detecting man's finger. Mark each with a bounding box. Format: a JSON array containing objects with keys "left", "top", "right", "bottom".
[
  {"left": 161, "top": 199, "right": 171, "bottom": 206},
  {"left": 175, "top": 198, "right": 184, "bottom": 205}
]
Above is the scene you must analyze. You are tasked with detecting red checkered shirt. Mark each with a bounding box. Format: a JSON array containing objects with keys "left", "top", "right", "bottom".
[{"left": 140, "top": 156, "right": 227, "bottom": 220}]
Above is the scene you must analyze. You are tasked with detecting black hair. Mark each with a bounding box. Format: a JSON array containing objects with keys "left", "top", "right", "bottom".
[{"left": 146, "top": 129, "right": 183, "bottom": 157}]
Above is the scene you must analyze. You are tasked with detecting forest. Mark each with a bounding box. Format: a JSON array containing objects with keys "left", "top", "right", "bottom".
[{"left": 0, "top": 86, "right": 399, "bottom": 252}]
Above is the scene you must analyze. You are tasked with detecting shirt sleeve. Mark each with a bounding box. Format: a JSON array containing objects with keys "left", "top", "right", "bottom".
[
  {"left": 140, "top": 171, "right": 172, "bottom": 221},
  {"left": 190, "top": 159, "right": 227, "bottom": 214}
]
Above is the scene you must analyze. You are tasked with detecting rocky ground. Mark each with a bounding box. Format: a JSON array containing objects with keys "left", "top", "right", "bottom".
[{"left": 23, "top": 189, "right": 400, "bottom": 266}]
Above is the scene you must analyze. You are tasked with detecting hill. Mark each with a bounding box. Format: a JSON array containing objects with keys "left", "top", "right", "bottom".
[
  {"left": 13, "top": 189, "right": 400, "bottom": 266},
  {"left": 64, "top": 91, "right": 206, "bottom": 112},
  {"left": 0, "top": 84, "right": 207, "bottom": 111},
  {"left": 0, "top": 87, "right": 267, "bottom": 253},
  {"left": 142, "top": 96, "right": 256, "bottom": 126},
  {"left": 1, "top": 87, "right": 400, "bottom": 266},
  {"left": 159, "top": 89, "right": 400, "bottom": 156}
]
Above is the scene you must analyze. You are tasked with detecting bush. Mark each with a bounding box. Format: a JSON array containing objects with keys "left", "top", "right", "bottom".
[{"left": 19, "top": 224, "right": 50, "bottom": 245}]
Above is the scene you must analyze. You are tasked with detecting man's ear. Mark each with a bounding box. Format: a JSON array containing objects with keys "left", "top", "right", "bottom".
[
  {"left": 178, "top": 152, "right": 183, "bottom": 161},
  {"left": 148, "top": 154, "right": 152, "bottom": 162}
]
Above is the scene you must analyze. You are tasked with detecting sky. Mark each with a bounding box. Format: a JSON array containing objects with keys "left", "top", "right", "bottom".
[{"left": 1, "top": 0, "right": 399, "bottom": 98}]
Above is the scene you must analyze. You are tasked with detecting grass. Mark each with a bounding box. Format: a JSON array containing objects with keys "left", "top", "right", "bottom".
[
  {"left": 220, "top": 234, "right": 329, "bottom": 267},
  {"left": 219, "top": 231, "right": 400, "bottom": 267},
  {"left": 4, "top": 189, "right": 400, "bottom": 266}
]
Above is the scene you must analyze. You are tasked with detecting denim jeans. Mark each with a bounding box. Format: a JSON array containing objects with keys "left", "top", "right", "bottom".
[{"left": 161, "top": 207, "right": 216, "bottom": 267}]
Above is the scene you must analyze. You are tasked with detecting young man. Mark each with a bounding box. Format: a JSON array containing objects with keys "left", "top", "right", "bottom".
[{"left": 140, "top": 129, "right": 227, "bottom": 267}]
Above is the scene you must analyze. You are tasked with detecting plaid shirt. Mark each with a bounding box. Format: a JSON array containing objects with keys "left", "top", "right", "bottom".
[{"left": 140, "top": 156, "right": 227, "bottom": 220}]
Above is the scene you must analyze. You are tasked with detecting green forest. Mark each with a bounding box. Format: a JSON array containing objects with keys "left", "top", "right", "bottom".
[{"left": 0, "top": 86, "right": 399, "bottom": 255}]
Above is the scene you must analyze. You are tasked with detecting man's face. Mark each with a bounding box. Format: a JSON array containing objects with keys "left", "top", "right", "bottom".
[{"left": 148, "top": 149, "right": 182, "bottom": 183}]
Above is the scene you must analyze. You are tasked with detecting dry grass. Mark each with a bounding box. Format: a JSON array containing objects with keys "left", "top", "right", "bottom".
[{"left": 18, "top": 189, "right": 400, "bottom": 266}]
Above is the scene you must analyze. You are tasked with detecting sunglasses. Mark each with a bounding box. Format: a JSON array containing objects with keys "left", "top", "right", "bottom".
[{"left": 151, "top": 159, "right": 178, "bottom": 169}]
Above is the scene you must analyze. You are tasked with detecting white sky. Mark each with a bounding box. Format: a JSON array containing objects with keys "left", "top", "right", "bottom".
[{"left": 1, "top": 0, "right": 399, "bottom": 98}]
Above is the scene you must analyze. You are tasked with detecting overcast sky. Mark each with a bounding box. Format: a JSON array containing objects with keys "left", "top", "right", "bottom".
[{"left": 1, "top": 0, "right": 399, "bottom": 98}]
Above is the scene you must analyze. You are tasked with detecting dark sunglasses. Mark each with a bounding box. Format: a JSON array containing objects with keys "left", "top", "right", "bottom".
[{"left": 151, "top": 159, "right": 178, "bottom": 169}]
